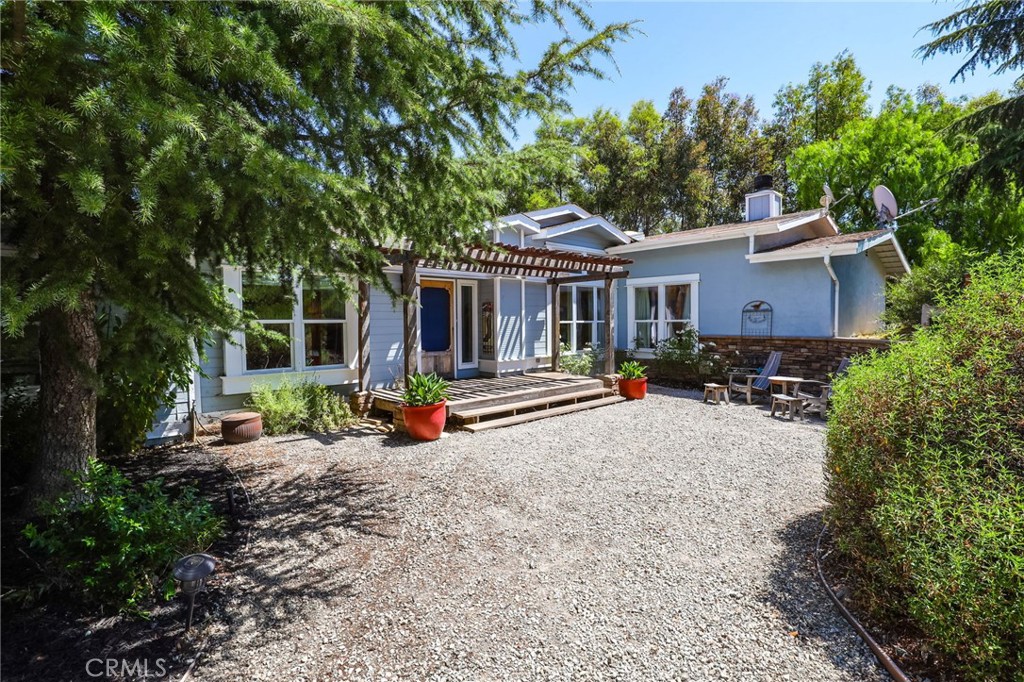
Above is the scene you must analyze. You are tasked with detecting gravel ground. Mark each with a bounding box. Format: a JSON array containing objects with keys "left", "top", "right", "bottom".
[{"left": 194, "top": 385, "right": 885, "bottom": 681}]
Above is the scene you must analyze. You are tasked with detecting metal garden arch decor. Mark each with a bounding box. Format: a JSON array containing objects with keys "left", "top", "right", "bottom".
[{"left": 741, "top": 301, "right": 772, "bottom": 338}]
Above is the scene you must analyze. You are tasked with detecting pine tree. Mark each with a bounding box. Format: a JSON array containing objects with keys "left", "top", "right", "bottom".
[
  {"left": 917, "top": 0, "right": 1024, "bottom": 192},
  {"left": 0, "top": 1, "right": 632, "bottom": 505}
]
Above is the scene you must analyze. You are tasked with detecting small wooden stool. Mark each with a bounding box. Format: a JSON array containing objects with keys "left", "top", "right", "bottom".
[
  {"left": 770, "top": 394, "right": 804, "bottom": 420},
  {"left": 703, "top": 383, "right": 730, "bottom": 404}
]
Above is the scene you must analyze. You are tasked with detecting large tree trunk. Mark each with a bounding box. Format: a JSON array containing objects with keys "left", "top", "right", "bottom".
[{"left": 29, "top": 292, "right": 100, "bottom": 507}]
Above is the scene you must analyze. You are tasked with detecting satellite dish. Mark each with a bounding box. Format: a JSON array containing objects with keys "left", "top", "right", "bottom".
[{"left": 873, "top": 185, "right": 899, "bottom": 225}]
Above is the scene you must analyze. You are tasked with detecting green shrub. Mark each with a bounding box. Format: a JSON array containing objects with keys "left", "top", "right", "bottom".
[
  {"left": 401, "top": 372, "right": 450, "bottom": 407},
  {"left": 22, "top": 459, "right": 222, "bottom": 613},
  {"left": 825, "top": 251, "right": 1024, "bottom": 681},
  {"left": 559, "top": 342, "right": 599, "bottom": 376},
  {"left": 650, "top": 323, "right": 726, "bottom": 382},
  {"left": 618, "top": 360, "right": 646, "bottom": 380},
  {"left": 880, "top": 234, "right": 977, "bottom": 337},
  {"left": 247, "top": 378, "right": 356, "bottom": 434}
]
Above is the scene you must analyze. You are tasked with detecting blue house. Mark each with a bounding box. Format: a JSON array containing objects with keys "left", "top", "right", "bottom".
[{"left": 148, "top": 179, "right": 909, "bottom": 439}]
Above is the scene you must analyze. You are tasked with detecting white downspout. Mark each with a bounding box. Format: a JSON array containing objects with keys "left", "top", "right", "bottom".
[{"left": 823, "top": 253, "right": 839, "bottom": 338}]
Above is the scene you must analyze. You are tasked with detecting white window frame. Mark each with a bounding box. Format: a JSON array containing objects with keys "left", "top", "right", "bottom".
[
  {"left": 455, "top": 279, "right": 479, "bottom": 370},
  {"left": 221, "top": 266, "right": 358, "bottom": 394},
  {"left": 558, "top": 283, "right": 607, "bottom": 353},
  {"left": 625, "top": 274, "right": 700, "bottom": 352}
]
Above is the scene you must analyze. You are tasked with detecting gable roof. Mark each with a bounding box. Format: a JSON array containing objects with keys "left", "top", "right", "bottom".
[
  {"left": 495, "top": 213, "right": 542, "bottom": 234},
  {"left": 532, "top": 215, "right": 632, "bottom": 246},
  {"left": 523, "top": 204, "right": 592, "bottom": 227},
  {"left": 607, "top": 209, "right": 834, "bottom": 254},
  {"left": 746, "top": 228, "right": 910, "bottom": 276}
]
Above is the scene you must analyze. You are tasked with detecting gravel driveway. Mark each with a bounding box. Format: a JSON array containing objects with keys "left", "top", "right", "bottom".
[{"left": 196, "top": 385, "right": 884, "bottom": 681}]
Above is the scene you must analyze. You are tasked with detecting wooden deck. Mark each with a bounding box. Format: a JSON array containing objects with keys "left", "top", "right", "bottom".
[{"left": 373, "top": 372, "right": 625, "bottom": 432}]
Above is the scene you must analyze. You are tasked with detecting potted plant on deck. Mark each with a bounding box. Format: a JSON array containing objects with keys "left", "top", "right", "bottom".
[
  {"left": 618, "top": 361, "right": 648, "bottom": 400},
  {"left": 401, "top": 372, "right": 451, "bottom": 441}
]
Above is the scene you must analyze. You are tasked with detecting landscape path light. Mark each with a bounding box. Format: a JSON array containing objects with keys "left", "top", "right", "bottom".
[{"left": 173, "top": 553, "right": 216, "bottom": 632}]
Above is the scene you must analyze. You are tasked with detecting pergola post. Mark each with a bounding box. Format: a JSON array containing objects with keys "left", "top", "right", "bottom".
[
  {"left": 550, "top": 281, "right": 560, "bottom": 372},
  {"left": 357, "top": 280, "right": 371, "bottom": 391},
  {"left": 604, "top": 275, "right": 615, "bottom": 375},
  {"left": 402, "top": 257, "right": 419, "bottom": 381},
  {"left": 349, "top": 280, "right": 373, "bottom": 416}
]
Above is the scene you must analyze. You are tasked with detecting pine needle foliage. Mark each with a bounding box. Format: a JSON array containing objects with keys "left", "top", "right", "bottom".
[
  {"left": 918, "top": 0, "right": 1024, "bottom": 193},
  {"left": 0, "top": 1, "right": 632, "bottom": 488}
]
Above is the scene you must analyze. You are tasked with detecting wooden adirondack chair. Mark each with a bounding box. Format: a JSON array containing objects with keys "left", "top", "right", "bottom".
[
  {"left": 728, "top": 351, "right": 782, "bottom": 404},
  {"left": 798, "top": 357, "right": 850, "bottom": 419}
]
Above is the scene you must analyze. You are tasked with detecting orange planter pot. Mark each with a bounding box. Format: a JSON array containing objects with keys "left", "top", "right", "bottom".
[
  {"left": 619, "top": 378, "right": 648, "bottom": 400},
  {"left": 402, "top": 400, "right": 447, "bottom": 441}
]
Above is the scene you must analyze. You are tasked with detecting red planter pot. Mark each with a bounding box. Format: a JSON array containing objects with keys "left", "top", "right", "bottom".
[
  {"left": 619, "top": 378, "right": 648, "bottom": 400},
  {"left": 402, "top": 400, "right": 447, "bottom": 441}
]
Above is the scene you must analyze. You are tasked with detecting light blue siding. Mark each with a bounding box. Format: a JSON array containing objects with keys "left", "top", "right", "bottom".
[
  {"left": 833, "top": 251, "right": 886, "bottom": 336},
  {"left": 616, "top": 239, "right": 834, "bottom": 348},
  {"left": 496, "top": 228, "right": 521, "bottom": 246},
  {"left": 524, "top": 281, "right": 548, "bottom": 357},
  {"left": 542, "top": 229, "right": 614, "bottom": 251},
  {"left": 369, "top": 273, "right": 405, "bottom": 388},
  {"left": 198, "top": 339, "right": 246, "bottom": 413},
  {"left": 497, "top": 279, "right": 522, "bottom": 359}
]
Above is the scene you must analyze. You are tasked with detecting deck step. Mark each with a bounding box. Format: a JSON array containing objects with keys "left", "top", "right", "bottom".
[
  {"left": 450, "top": 387, "right": 613, "bottom": 423},
  {"left": 461, "top": 395, "right": 626, "bottom": 432},
  {"left": 447, "top": 378, "right": 606, "bottom": 413}
]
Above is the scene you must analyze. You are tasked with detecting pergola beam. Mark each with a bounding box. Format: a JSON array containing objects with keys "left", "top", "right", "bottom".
[{"left": 549, "top": 271, "right": 629, "bottom": 286}]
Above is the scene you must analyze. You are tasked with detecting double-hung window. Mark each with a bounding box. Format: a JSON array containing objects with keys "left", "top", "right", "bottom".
[
  {"left": 558, "top": 284, "right": 607, "bottom": 352},
  {"left": 230, "top": 269, "right": 353, "bottom": 377},
  {"left": 244, "top": 273, "right": 295, "bottom": 371},
  {"left": 627, "top": 276, "right": 699, "bottom": 351},
  {"left": 301, "top": 277, "right": 347, "bottom": 368}
]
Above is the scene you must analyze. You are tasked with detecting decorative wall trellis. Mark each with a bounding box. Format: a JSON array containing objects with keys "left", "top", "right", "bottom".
[{"left": 741, "top": 300, "right": 773, "bottom": 338}]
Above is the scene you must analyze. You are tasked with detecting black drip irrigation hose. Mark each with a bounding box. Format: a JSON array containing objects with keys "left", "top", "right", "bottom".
[{"left": 815, "top": 525, "right": 913, "bottom": 682}]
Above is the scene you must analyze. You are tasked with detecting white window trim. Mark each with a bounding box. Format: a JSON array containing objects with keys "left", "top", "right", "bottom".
[
  {"left": 625, "top": 274, "right": 700, "bottom": 352},
  {"left": 221, "top": 266, "right": 358, "bottom": 394},
  {"left": 558, "top": 283, "right": 607, "bottom": 353}
]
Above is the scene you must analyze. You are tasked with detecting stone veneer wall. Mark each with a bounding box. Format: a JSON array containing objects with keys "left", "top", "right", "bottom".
[{"left": 698, "top": 335, "right": 891, "bottom": 383}]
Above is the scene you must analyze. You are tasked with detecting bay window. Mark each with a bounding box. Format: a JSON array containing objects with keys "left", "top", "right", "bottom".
[{"left": 627, "top": 275, "right": 699, "bottom": 351}]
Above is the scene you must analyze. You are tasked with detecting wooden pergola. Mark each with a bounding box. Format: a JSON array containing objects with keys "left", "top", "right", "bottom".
[{"left": 355, "top": 245, "right": 632, "bottom": 393}]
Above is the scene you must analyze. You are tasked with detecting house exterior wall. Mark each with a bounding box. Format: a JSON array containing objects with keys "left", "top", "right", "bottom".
[
  {"left": 524, "top": 281, "right": 548, "bottom": 358},
  {"left": 699, "top": 335, "right": 889, "bottom": 382},
  {"left": 497, "top": 278, "right": 523, "bottom": 360},
  {"left": 540, "top": 229, "right": 612, "bottom": 251},
  {"left": 496, "top": 227, "right": 522, "bottom": 246},
  {"left": 833, "top": 250, "right": 887, "bottom": 337},
  {"left": 615, "top": 238, "right": 835, "bottom": 349},
  {"left": 198, "top": 339, "right": 246, "bottom": 413},
  {"left": 368, "top": 273, "right": 405, "bottom": 388}
]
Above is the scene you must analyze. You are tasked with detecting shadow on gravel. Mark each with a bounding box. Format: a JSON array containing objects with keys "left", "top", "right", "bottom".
[
  {"left": 760, "top": 511, "right": 885, "bottom": 680},
  {"left": 202, "top": 461, "right": 400, "bottom": 663}
]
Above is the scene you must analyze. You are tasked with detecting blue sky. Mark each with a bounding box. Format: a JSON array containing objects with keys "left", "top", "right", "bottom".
[{"left": 509, "top": 1, "right": 1018, "bottom": 144}]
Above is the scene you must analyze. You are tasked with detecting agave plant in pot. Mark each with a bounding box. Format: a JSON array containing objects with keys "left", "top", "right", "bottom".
[
  {"left": 618, "top": 361, "right": 648, "bottom": 400},
  {"left": 401, "top": 372, "right": 451, "bottom": 441}
]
